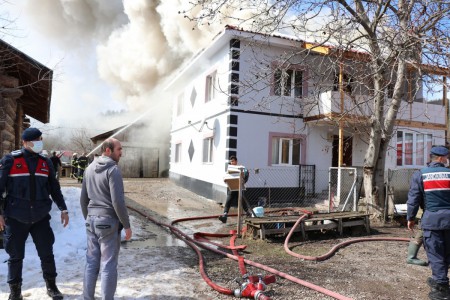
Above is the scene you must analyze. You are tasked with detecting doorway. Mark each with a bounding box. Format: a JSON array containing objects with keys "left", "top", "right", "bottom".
[{"left": 332, "top": 135, "right": 353, "bottom": 167}]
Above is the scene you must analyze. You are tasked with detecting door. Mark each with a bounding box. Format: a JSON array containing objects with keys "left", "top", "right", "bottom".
[{"left": 119, "top": 147, "right": 159, "bottom": 178}]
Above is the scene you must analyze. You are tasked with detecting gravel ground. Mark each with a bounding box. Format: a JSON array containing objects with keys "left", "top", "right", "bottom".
[{"left": 118, "top": 178, "right": 431, "bottom": 300}]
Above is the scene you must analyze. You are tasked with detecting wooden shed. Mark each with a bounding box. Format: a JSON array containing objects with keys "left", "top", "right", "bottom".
[
  {"left": 90, "top": 122, "right": 169, "bottom": 178},
  {"left": 0, "top": 39, "right": 52, "bottom": 155}
]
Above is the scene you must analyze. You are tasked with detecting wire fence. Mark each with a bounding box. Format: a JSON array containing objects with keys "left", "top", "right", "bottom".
[
  {"left": 328, "top": 167, "right": 364, "bottom": 212},
  {"left": 244, "top": 165, "right": 364, "bottom": 212},
  {"left": 243, "top": 166, "right": 418, "bottom": 216}
]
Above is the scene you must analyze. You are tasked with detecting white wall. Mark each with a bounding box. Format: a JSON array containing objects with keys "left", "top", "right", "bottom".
[
  {"left": 397, "top": 101, "right": 446, "bottom": 124},
  {"left": 168, "top": 29, "right": 448, "bottom": 198}
]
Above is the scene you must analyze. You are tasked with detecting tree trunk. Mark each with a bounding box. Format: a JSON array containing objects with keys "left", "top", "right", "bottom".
[{"left": 373, "top": 139, "right": 388, "bottom": 222}]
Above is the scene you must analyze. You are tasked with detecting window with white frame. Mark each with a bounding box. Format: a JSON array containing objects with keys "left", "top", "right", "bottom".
[
  {"left": 273, "top": 67, "right": 303, "bottom": 98},
  {"left": 174, "top": 143, "right": 182, "bottom": 163},
  {"left": 271, "top": 137, "right": 301, "bottom": 165},
  {"left": 396, "top": 131, "right": 432, "bottom": 166},
  {"left": 176, "top": 93, "right": 184, "bottom": 116},
  {"left": 202, "top": 137, "right": 214, "bottom": 163},
  {"left": 205, "top": 71, "right": 217, "bottom": 102}
]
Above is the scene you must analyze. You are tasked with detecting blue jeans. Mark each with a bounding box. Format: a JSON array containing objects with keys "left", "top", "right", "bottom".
[
  {"left": 83, "top": 215, "right": 121, "bottom": 300},
  {"left": 3, "top": 215, "right": 57, "bottom": 284}
]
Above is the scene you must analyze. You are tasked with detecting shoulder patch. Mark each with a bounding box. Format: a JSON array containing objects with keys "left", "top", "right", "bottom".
[{"left": 11, "top": 150, "right": 23, "bottom": 157}]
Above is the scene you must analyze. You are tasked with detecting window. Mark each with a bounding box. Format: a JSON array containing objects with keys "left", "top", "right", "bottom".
[
  {"left": 273, "top": 67, "right": 303, "bottom": 98},
  {"left": 174, "top": 143, "right": 182, "bottom": 163},
  {"left": 271, "top": 137, "right": 301, "bottom": 165},
  {"left": 202, "top": 137, "right": 213, "bottom": 163},
  {"left": 416, "top": 134, "right": 424, "bottom": 165},
  {"left": 176, "top": 93, "right": 184, "bottom": 116},
  {"left": 396, "top": 131, "right": 432, "bottom": 166},
  {"left": 205, "top": 71, "right": 217, "bottom": 102},
  {"left": 333, "top": 73, "right": 353, "bottom": 94}
]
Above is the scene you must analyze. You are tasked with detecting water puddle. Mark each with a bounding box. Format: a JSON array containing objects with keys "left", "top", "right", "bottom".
[{"left": 122, "top": 218, "right": 187, "bottom": 248}]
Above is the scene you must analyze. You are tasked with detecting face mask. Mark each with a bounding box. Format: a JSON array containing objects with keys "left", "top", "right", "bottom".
[
  {"left": 28, "top": 140, "right": 43, "bottom": 153},
  {"left": 445, "top": 159, "right": 450, "bottom": 168}
]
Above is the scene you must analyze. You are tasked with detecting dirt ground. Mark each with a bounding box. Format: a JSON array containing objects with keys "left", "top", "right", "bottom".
[{"left": 115, "top": 178, "right": 431, "bottom": 300}]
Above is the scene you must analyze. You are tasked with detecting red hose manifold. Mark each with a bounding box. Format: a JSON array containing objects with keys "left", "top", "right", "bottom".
[{"left": 234, "top": 274, "right": 276, "bottom": 299}]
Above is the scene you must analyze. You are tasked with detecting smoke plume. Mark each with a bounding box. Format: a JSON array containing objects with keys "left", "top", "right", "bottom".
[{"left": 22, "top": 0, "right": 218, "bottom": 114}]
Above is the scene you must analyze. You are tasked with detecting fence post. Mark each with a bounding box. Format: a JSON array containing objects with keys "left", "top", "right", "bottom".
[{"left": 237, "top": 166, "right": 243, "bottom": 237}]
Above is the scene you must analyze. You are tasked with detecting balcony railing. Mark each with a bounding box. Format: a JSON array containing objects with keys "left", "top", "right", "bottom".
[{"left": 303, "top": 91, "right": 446, "bottom": 125}]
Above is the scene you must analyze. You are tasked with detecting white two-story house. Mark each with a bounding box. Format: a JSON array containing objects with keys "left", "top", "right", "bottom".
[{"left": 166, "top": 25, "right": 449, "bottom": 206}]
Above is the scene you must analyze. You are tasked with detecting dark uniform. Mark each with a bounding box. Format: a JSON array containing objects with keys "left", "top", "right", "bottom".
[
  {"left": 76, "top": 154, "right": 89, "bottom": 183},
  {"left": 407, "top": 146, "right": 450, "bottom": 300},
  {"left": 0, "top": 133, "right": 69, "bottom": 299},
  {"left": 71, "top": 154, "right": 78, "bottom": 179}
]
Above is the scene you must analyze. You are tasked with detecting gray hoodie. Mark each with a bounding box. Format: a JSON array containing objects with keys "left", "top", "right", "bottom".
[{"left": 80, "top": 155, "right": 130, "bottom": 229}]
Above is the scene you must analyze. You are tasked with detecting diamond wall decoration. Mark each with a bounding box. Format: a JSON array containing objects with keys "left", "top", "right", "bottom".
[
  {"left": 190, "top": 87, "right": 197, "bottom": 107},
  {"left": 188, "top": 139, "right": 195, "bottom": 162}
]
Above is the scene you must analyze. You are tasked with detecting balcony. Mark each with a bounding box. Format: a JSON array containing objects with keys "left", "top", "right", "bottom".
[{"left": 303, "top": 91, "right": 446, "bottom": 128}]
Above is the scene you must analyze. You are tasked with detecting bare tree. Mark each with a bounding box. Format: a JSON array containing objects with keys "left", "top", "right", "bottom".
[
  {"left": 183, "top": 0, "right": 450, "bottom": 219},
  {"left": 69, "top": 128, "right": 94, "bottom": 154},
  {"left": 43, "top": 134, "right": 67, "bottom": 152}
]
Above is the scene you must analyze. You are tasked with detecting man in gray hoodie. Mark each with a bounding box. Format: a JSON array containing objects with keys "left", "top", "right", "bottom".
[{"left": 80, "top": 138, "right": 132, "bottom": 300}]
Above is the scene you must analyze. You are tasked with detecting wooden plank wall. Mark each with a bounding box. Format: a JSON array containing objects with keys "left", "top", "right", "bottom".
[{"left": 0, "top": 73, "right": 23, "bottom": 155}]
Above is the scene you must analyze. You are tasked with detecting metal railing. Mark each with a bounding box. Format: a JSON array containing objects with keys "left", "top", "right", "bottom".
[{"left": 328, "top": 167, "right": 363, "bottom": 212}]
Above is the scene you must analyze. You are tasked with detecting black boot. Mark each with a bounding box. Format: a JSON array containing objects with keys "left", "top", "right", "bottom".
[
  {"left": 8, "top": 283, "right": 23, "bottom": 300},
  {"left": 218, "top": 214, "right": 227, "bottom": 223},
  {"left": 428, "top": 278, "right": 450, "bottom": 300},
  {"left": 45, "top": 278, "right": 63, "bottom": 300}
]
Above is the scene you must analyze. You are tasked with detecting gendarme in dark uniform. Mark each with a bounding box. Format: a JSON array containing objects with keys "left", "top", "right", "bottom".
[
  {"left": 0, "top": 128, "right": 69, "bottom": 300},
  {"left": 407, "top": 145, "right": 450, "bottom": 300}
]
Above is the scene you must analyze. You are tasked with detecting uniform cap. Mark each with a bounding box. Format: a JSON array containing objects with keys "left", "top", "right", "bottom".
[
  {"left": 430, "top": 146, "right": 449, "bottom": 156},
  {"left": 21, "top": 128, "right": 42, "bottom": 141}
]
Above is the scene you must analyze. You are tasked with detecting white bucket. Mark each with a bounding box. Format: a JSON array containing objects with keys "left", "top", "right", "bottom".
[{"left": 252, "top": 206, "right": 264, "bottom": 217}]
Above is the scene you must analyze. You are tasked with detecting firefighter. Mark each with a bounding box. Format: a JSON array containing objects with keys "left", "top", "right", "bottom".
[
  {"left": 76, "top": 153, "right": 89, "bottom": 183},
  {"left": 71, "top": 153, "right": 78, "bottom": 179}
]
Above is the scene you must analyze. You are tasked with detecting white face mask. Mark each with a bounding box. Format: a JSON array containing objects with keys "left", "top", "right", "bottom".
[
  {"left": 445, "top": 159, "right": 450, "bottom": 168},
  {"left": 28, "top": 140, "right": 43, "bottom": 153}
]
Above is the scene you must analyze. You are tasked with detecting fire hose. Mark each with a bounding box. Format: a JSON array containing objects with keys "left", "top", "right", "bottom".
[
  {"left": 128, "top": 206, "right": 354, "bottom": 300},
  {"left": 283, "top": 213, "right": 410, "bottom": 261}
]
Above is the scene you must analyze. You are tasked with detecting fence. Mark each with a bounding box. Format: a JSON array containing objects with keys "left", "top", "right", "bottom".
[
  {"left": 244, "top": 166, "right": 418, "bottom": 215},
  {"left": 244, "top": 165, "right": 363, "bottom": 212},
  {"left": 328, "top": 167, "right": 364, "bottom": 212}
]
